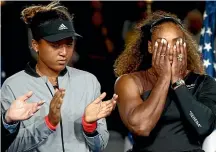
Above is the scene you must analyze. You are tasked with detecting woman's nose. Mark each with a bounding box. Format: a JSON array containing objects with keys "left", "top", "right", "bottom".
[{"left": 59, "top": 45, "right": 67, "bottom": 56}]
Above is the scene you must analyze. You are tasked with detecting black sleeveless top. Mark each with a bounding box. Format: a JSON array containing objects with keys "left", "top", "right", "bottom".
[{"left": 131, "top": 72, "right": 210, "bottom": 152}]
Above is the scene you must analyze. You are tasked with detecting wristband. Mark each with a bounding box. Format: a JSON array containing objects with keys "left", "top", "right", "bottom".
[
  {"left": 45, "top": 116, "right": 57, "bottom": 131},
  {"left": 82, "top": 115, "right": 97, "bottom": 133}
]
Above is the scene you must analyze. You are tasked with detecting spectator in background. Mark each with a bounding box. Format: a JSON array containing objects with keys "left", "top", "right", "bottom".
[
  {"left": 184, "top": 9, "right": 216, "bottom": 66},
  {"left": 183, "top": 9, "right": 203, "bottom": 44}
]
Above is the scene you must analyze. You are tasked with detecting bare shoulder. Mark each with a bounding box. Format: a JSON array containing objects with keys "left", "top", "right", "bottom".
[{"left": 114, "top": 72, "right": 144, "bottom": 95}]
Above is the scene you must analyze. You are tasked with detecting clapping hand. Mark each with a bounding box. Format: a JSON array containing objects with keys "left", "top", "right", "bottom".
[
  {"left": 5, "top": 91, "right": 45, "bottom": 124},
  {"left": 84, "top": 92, "right": 118, "bottom": 123}
]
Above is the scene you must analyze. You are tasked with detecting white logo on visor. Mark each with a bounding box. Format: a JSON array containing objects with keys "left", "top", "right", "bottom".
[{"left": 58, "top": 23, "right": 68, "bottom": 30}]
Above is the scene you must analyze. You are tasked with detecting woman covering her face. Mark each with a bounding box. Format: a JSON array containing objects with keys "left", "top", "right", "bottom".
[{"left": 114, "top": 11, "right": 216, "bottom": 152}]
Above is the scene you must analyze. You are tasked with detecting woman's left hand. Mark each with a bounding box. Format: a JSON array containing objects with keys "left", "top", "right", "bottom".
[
  {"left": 171, "top": 38, "right": 187, "bottom": 84},
  {"left": 84, "top": 92, "right": 118, "bottom": 123}
]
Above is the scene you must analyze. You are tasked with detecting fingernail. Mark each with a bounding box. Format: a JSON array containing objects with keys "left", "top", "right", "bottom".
[
  {"left": 161, "top": 39, "right": 164, "bottom": 44},
  {"left": 173, "top": 45, "right": 176, "bottom": 50},
  {"left": 31, "top": 113, "right": 34, "bottom": 116},
  {"left": 180, "top": 38, "right": 183, "bottom": 44},
  {"left": 155, "top": 41, "right": 158, "bottom": 47},
  {"left": 168, "top": 44, "right": 170, "bottom": 49},
  {"left": 183, "top": 42, "right": 186, "bottom": 47},
  {"left": 176, "top": 41, "right": 179, "bottom": 45},
  {"left": 38, "top": 100, "right": 45, "bottom": 105},
  {"left": 164, "top": 39, "right": 167, "bottom": 44}
]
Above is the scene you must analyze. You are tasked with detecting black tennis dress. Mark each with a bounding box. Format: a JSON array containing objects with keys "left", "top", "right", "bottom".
[{"left": 131, "top": 72, "right": 216, "bottom": 152}]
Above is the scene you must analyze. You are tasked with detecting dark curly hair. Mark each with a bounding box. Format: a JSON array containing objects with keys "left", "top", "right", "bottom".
[
  {"left": 21, "top": 1, "right": 73, "bottom": 41},
  {"left": 114, "top": 11, "right": 205, "bottom": 77}
]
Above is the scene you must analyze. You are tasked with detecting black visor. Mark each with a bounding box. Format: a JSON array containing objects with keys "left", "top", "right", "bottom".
[{"left": 35, "top": 19, "right": 81, "bottom": 42}]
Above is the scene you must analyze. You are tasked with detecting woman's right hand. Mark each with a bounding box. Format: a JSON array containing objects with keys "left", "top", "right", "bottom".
[
  {"left": 5, "top": 91, "right": 45, "bottom": 124},
  {"left": 152, "top": 38, "right": 171, "bottom": 80},
  {"left": 48, "top": 89, "right": 65, "bottom": 126}
]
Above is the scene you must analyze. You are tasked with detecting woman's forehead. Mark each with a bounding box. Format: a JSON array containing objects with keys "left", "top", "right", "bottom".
[{"left": 152, "top": 22, "right": 184, "bottom": 40}]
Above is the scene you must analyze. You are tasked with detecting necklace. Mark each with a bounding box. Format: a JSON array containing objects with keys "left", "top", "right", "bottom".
[{"left": 36, "top": 64, "right": 58, "bottom": 86}]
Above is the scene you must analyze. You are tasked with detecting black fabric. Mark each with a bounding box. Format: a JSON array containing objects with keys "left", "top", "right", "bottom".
[
  {"left": 83, "top": 130, "right": 99, "bottom": 137},
  {"left": 1, "top": 113, "right": 20, "bottom": 152},
  {"left": 24, "top": 59, "right": 68, "bottom": 78},
  {"left": 131, "top": 72, "right": 216, "bottom": 152},
  {"left": 174, "top": 74, "right": 216, "bottom": 140},
  {"left": 34, "top": 19, "right": 81, "bottom": 42}
]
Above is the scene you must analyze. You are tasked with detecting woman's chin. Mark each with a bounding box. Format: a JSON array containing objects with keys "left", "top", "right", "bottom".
[{"left": 54, "top": 64, "right": 67, "bottom": 72}]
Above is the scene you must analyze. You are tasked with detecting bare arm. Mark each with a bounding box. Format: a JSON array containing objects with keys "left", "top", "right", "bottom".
[
  {"left": 115, "top": 74, "right": 170, "bottom": 136},
  {"left": 115, "top": 39, "right": 171, "bottom": 136}
]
